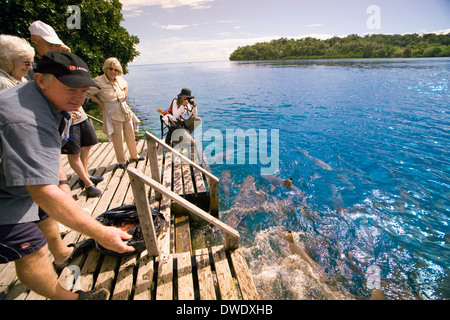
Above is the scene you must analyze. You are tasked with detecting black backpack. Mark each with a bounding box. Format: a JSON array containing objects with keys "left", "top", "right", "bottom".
[{"left": 95, "top": 204, "right": 165, "bottom": 256}]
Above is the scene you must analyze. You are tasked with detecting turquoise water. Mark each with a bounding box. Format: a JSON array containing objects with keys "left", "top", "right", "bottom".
[{"left": 125, "top": 58, "right": 449, "bottom": 300}]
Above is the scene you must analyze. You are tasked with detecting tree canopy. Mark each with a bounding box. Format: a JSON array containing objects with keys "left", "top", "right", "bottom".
[
  {"left": 229, "top": 33, "right": 450, "bottom": 61},
  {"left": 0, "top": 0, "right": 140, "bottom": 76}
]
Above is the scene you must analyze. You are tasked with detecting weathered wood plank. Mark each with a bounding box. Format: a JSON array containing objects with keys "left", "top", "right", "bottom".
[
  {"left": 153, "top": 145, "right": 171, "bottom": 260},
  {"left": 69, "top": 249, "right": 101, "bottom": 293},
  {"left": 174, "top": 214, "right": 191, "bottom": 254},
  {"left": 230, "top": 248, "right": 259, "bottom": 300},
  {"left": 162, "top": 149, "right": 173, "bottom": 192},
  {"left": 112, "top": 254, "right": 138, "bottom": 300},
  {"left": 160, "top": 148, "right": 173, "bottom": 260},
  {"left": 192, "top": 167, "right": 206, "bottom": 194},
  {"left": 5, "top": 281, "right": 29, "bottom": 300},
  {"left": 180, "top": 148, "right": 195, "bottom": 195},
  {"left": 0, "top": 263, "right": 17, "bottom": 298},
  {"left": 176, "top": 251, "right": 195, "bottom": 300},
  {"left": 133, "top": 250, "right": 155, "bottom": 300},
  {"left": 156, "top": 255, "right": 173, "bottom": 300},
  {"left": 195, "top": 248, "right": 216, "bottom": 300},
  {"left": 94, "top": 255, "right": 119, "bottom": 300},
  {"left": 172, "top": 154, "right": 183, "bottom": 196},
  {"left": 211, "top": 245, "right": 238, "bottom": 300}
]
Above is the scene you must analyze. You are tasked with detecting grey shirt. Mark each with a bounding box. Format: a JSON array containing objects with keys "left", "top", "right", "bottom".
[{"left": 0, "top": 81, "right": 71, "bottom": 225}]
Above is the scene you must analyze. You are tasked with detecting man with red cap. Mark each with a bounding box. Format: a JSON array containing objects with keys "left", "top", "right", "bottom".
[{"left": 0, "top": 51, "right": 135, "bottom": 300}]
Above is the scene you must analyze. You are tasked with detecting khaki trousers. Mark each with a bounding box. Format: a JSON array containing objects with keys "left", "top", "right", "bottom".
[{"left": 111, "top": 118, "right": 138, "bottom": 164}]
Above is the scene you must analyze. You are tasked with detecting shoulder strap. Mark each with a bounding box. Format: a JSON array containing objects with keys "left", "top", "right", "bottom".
[{"left": 167, "top": 98, "right": 178, "bottom": 115}]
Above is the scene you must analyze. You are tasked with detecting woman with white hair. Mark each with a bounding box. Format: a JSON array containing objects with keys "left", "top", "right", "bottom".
[
  {"left": 0, "top": 34, "right": 35, "bottom": 89},
  {"left": 87, "top": 57, "right": 142, "bottom": 169}
]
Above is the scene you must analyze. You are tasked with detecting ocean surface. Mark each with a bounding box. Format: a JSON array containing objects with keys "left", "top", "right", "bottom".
[{"left": 124, "top": 58, "right": 449, "bottom": 300}]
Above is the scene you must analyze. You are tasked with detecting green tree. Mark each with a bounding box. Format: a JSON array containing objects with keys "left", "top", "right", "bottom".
[
  {"left": 403, "top": 47, "right": 412, "bottom": 58},
  {"left": 0, "top": 0, "right": 139, "bottom": 76},
  {"left": 229, "top": 33, "right": 450, "bottom": 61}
]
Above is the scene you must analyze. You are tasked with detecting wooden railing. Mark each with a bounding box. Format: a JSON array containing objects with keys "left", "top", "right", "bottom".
[
  {"left": 126, "top": 131, "right": 238, "bottom": 258},
  {"left": 144, "top": 131, "right": 219, "bottom": 215},
  {"left": 127, "top": 167, "right": 240, "bottom": 258},
  {"left": 86, "top": 113, "right": 103, "bottom": 124}
]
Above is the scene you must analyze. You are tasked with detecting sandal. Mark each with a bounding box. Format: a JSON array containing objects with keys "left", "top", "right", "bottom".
[
  {"left": 79, "top": 176, "right": 104, "bottom": 189},
  {"left": 130, "top": 156, "right": 145, "bottom": 162},
  {"left": 53, "top": 239, "right": 94, "bottom": 272},
  {"left": 118, "top": 162, "right": 128, "bottom": 169}
]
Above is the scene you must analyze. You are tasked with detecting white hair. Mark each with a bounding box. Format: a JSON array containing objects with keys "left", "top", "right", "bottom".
[
  {"left": 0, "top": 34, "right": 35, "bottom": 68},
  {"left": 102, "top": 57, "right": 123, "bottom": 75}
]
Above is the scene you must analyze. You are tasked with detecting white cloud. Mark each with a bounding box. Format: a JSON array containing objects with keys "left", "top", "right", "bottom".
[
  {"left": 162, "top": 24, "right": 195, "bottom": 30},
  {"left": 120, "top": 0, "right": 214, "bottom": 12},
  {"left": 122, "top": 9, "right": 144, "bottom": 18},
  {"left": 429, "top": 28, "right": 450, "bottom": 35},
  {"left": 365, "top": 29, "right": 450, "bottom": 37},
  {"left": 306, "top": 24, "right": 323, "bottom": 28},
  {"left": 299, "top": 33, "right": 335, "bottom": 40}
]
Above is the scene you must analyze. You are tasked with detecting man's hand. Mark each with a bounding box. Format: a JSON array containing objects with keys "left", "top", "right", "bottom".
[{"left": 96, "top": 226, "right": 136, "bottom": 254}]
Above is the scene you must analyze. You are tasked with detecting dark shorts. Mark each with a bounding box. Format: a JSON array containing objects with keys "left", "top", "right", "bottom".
[
  {"left": 0, "top": 208, "right": 49, "bottom": 264},
  {"left": 0, "top": 223, "right": 46, "bottom": 264},
  {"left": 61, "top": 119, "right": 98, "bottom": 155}
]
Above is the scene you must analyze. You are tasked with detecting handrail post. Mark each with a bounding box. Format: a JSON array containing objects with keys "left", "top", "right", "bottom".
[
  {"left": 146, "top": 137, "right": 162, "bottom": 201},
  {"left": 209, "top": 178, "right": 219, "bottom": 216},
  {"left": 224, "top": 233, "right": 239, "bottom": 251},
  {"left": 129, "top": 175, "right": 160, "bottom": 258}
]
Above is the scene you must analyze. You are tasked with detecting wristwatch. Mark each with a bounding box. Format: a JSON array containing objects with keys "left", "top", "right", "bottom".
[{"left": 59, "top": 180, "right": 70, "bottom": 185}]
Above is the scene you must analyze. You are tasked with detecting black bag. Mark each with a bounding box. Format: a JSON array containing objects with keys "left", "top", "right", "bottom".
[
  {"left": 168, "top": 117, "right": 187, "bottom": 130},
  {"left": 165, "top": 118, "right": 188, "bottom": 144},
  {"left": 95, "top": 204, "right": 165, "bottom": 256}
]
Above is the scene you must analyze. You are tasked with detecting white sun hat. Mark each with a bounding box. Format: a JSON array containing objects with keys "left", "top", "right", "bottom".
[{"left": 29, "top": 20, "right": 64, "bottom": 45}]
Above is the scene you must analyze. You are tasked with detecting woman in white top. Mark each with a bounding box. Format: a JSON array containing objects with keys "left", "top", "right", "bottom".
[
  {"left": 162, "top": 88, "right": 202, "bottom": 145},
  {"left": 169, "top": 88, "right": 201, "bottom": 133},
  {"left": 87, "top": 57, "right": 142, "bottom": 168},
  {"left": 0, "top": 35, "right": 35, "bottom": 90}
]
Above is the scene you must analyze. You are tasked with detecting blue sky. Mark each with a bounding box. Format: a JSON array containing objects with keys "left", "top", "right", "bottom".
[{"left": 119, "top": 0, "right": 450, "bottom": 64}]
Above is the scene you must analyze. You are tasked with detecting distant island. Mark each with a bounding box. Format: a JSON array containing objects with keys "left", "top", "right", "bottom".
[{"left": 229, "top": 33, "right": 450, "bottom": 61}]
